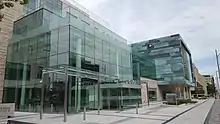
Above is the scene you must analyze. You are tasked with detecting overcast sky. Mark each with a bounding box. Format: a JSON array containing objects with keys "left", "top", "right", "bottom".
[{"left": 70, "top": 0, "right": 220, "bottom": 76}]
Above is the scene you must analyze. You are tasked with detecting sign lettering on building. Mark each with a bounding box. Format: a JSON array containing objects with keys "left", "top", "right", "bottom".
[{"left": 0, "top": 103, "right": 15, "bottom": 117}]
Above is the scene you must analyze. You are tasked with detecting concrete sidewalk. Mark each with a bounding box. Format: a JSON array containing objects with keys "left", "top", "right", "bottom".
[
  {"left": 167, "top": 99, "right": 214, "bottom": 124},
  {"left": 203, "top": 99, "right": 220, "bottom": 124},
  {"left": 0, "top": 100, "right": 208, "bottom": 124}
]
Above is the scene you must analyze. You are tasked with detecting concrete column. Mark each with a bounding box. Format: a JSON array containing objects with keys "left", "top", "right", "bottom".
[
  {"left": 75, "top": 77, "right": 81, "bottom": 112},
  {"left": 68, "top": 77, "right": 72, "bottom": 112},
  {"left": 107, "top": 89, "right": 110, "bottom": 110},
  {"left": 137, "top": 63, "right": 140, "bottom": 80},
  {"left": 186, "top": 87, "right": 189, "bottom": 99},
  {"left": 128, "top": 88, "right": 131, "bottom": 104},
  {"left": 20, "top": 62, "right": 27, "bottom": 107},
  {"left": 183, "top": 87, "right": 186, "bottom": 99},
  {"left": 189, "top": 87, "right": 192, "bottom": 99},
  {"left": 120, "top": 88, "right": 123, "bottom": 107},
  {"left": 29, "top": 89, "right": 32, "bottom": 103}
]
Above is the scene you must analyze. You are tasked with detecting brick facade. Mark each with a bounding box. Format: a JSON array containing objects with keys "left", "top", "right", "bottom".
[{"left": 0, "top": 3, "right": 23, "bottom": 102}]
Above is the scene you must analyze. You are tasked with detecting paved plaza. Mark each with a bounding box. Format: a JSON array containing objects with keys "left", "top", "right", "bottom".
[{"left": 0, "top": 99, "right": 214, "bottom": 124}]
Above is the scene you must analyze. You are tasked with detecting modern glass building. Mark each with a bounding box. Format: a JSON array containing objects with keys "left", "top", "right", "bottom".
[
  {"left": 2, "top": 0, "right": 141, "bottom": 113},
  {"left": 131, "top": 44, "right": 156, "bottom": 80},
  {"left": 131, "top": 34, "right": 194, "bottom": 99}
]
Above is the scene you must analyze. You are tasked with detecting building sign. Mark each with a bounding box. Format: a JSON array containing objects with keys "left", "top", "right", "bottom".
[{"left": 0, "top": 103, "right": 15, "bottom": 117}]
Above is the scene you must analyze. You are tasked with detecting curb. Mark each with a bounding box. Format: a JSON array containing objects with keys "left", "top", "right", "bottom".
[{"left": 162, "top": 100, "right": 208, "bottom": 124}]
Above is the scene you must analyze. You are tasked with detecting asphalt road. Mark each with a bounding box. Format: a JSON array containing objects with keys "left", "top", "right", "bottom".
[{"left": 204, "top": 99, "right": 220, "bottom": 124}]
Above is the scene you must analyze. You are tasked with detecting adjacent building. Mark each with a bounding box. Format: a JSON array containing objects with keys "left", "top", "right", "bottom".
[
  {"left": 140, "top": 77, "right": 162, "bottom": 105},
  {"left": 131, "top": 34, "right": 194, "bottom": 99},
  {"left": 192, "top": 64, "right": 207, "bottom": 97},
  {"left": 203, "top": 75, "right": 215, "bottom": 96},
  {"left": 0, "top": 2, "right": 23, "bottom": 103},
  {"left": 2, "top": 0, "right": 141, "bottom": 112},
  {"left": 203, "top": 75, "right": 214, "bottom": 85}
]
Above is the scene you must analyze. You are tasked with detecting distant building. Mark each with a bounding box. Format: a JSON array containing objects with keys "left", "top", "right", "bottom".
[
  {"left": 192, "top": 64, "right": 207, "bottom": 96},
  {"left": 131, "top": 34, "right": 194, "bottom": 99},
  {"left": 0, "top": 2, "right": 23, "bottom": 103},
  {"left": 203, "top": 75, "right": 215, "bottom": 85}
]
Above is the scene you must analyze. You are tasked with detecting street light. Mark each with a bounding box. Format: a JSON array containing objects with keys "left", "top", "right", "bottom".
[
  {"left": 215, "top": 50, "right": 220, "bottom": 98},
  {"left": 216, "top": 71, "right": 220, "bottom": 93},
  {"left": 215, "top": 50, "right": 220, "bottom": 77}
]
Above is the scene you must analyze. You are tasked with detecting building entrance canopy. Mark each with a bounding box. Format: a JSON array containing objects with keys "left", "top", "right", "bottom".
[
  {"left": 43, "top": 65, "right": 119, "bottom": 83},
  {"left": 40, "top": 65, "right": 119, "bottom": 121}
]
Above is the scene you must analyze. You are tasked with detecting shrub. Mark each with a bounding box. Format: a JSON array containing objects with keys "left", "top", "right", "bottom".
[{"left": 167, "top": 99, "right": 197, "bottom": 105}]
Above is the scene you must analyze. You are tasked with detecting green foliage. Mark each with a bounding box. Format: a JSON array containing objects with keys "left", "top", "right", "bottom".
[
  {"left": 167, "top": 99, "right": 198, "bottom": 105},
  {"left": 0, "top": 0, "right": 29, "bottom": 21},
  {"left": 207, "top": 83, "right": 216, "bottom": 96}
]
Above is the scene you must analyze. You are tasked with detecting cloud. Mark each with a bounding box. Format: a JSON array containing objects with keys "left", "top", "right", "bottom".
[{"left": 69, "top": 0, "right": 220, "bottom": 75}]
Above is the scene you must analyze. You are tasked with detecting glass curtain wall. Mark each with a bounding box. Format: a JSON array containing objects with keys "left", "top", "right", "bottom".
[
  {"left": 3, "top": 0, "right": 138, "bottom": 113},
  {"left": 131, "top": 44, "right": 156, "bottom": 80}
]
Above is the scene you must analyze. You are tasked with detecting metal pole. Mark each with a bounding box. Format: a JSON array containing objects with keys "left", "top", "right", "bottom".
[
  {"left": 118, "top": 89, "right": 121, "bottom": 111},
  {"left": 40, "top": 73, "right": 45, "bottom": 120},
  {"left": 83, "top": 107, "right": 86, "bottom": 120},
  {"left": 146, "top": 82, "right": 149, "bottom": 106},
  {"left": 50, "top": 104, "right": 53, "bottom": 113},
  {"left": 120, "top": 88, "right": 123, "bottom": 110},
  {"left": 216, "top": 71, "right": 219, "bottom": 96},
  {"left": 98, "top": 77, "right": 100, "bottom": 115},
  {"left": 215, "top": 50, "right": 220, "bottom": 86},
  {"left": 64, "top": 67, "right": 68, "bottom": 122},
  {"left": 76, "top": 77, "right": 79, "bottom": 112},
  {"left": 29, "top": 104, "right": 31, "bottom": 112},
  {"left": 136, "top": 103, "right": 138, "bottom": 114}
]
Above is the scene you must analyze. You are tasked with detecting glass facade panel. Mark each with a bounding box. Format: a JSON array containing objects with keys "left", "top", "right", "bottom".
[
  {"left": 58, "top": 26, "right": 69, "bottom": 54},
  {"left": 95, "top": 38, "right": 103, "bottom": 61},
  {"left": 85, "top": 33, "right": 95, "bottom": 58},
  {"left": 103, "top": 41, "right": 110, "bottom": 62},
  {"left": 131, "top": 34, "right": 193, "bottom": 85},
  {"left": 3, "top": 0, "right": 137, "bottom": 113}
]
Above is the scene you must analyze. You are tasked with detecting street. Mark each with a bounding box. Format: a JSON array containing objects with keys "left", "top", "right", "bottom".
[{"left": 204, "top": 99, "right": 220, "bottom": 124}]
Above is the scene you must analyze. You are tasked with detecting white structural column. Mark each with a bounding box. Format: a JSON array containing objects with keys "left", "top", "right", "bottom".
[
  {"left": 20, "top": 62, "right": 27, "bottom": 107},
  {"left": 75, "top": 38, "right": 82, "bottom": 111},
  {"left": 189, "top": 87, "right": 192, "bottom": 99},
  {"left": 183, "top": 87, "right": 186, "bottom": 99}
]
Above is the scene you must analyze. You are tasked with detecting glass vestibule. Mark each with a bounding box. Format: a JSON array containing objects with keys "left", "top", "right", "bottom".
[{"left": 41, "top": 66, "right": 119, "bottom": 113}]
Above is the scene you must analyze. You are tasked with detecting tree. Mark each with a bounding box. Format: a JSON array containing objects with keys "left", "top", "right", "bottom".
[
  {"left": 207, "top": 83, "right": 216, "bottom": 97},
  {"left": 0, "top": 0, "right": 28, "bottom": 21}
]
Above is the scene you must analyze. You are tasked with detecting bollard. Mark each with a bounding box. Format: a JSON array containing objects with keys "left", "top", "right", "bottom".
[
  {"left": 136, "top": 103, "right": 138, "bottom": 114},
  {"left": 29, "top": 104, "right": 31, "bottom": 112},
  {"left": 38, "top": 105, "right": 41, "bottom": 112},
  {"left": 50, "top": 104, "right": 53, "bottom": 113},
  {"left": 83, "top": 107, "right": 86, "bottom": 121},
  {"left": 98, "top": 106, "right": 100, "bottom": 115}
]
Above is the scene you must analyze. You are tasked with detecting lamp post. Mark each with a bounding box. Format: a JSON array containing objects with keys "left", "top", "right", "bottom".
[
  {"left": 216, "top": 71, "right": 219, "bottom": 94},
  {"left": 215, "top": 50, "right": 220, "bottom": 96},
  {"left": 215, "top": 50, "right": 220, "bottom": 84}
]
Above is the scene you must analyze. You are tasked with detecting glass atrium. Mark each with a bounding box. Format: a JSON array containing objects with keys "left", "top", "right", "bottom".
[{"left": 3, "top": 0, "right": 141, "bottom": 113}]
